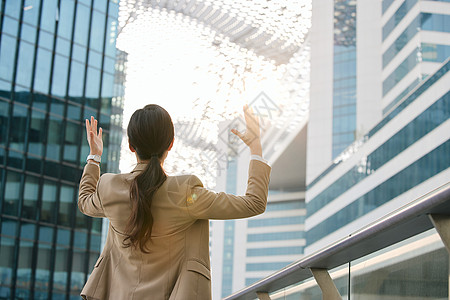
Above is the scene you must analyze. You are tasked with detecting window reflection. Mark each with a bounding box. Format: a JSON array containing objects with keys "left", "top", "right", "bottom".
[
  {"left": 85, "top": 67, "right": 101, "bottom": 99},
  {"left": 74, "top": 3, "right": 91, "bottom": 46},
  {"left": 9, "top": 103, "right": 27, "bottom": 152},
  {"left": 52, "top": 54, "right": 69, "bottom": 97},
  {"left": 15, "top": 41, "right": 34, "bottom": 88},
  {"left": 22, "top": 175, "right": 39, "bottom": 219},
  {"left": 4, "top": 171, "right": 21, "bottom": 216},
  {"left": 16, "top": 240, "right": 33, "bottom": 290},
  {"left": 0, "top": 237, "right": 15, "bottom": 286},
  {"left": 0, "top": 100, "right": 9, "bottom": 146},
  {"left": 105, "top": 17, "right": 117, "bottom": 58},
  {"left": 69, "top": 60, "right": 85, "bottom": 98},
  {"left": 38, "top": 30, "right": 54, "bottom": 51},
  {"left": 90, "top": 11, "right": 106, "bottom": 52},
  {"left": 57, "top": 0, "right": 75, "bottom": 40},
  {"left": 23, "top": 0, "right": 41, "bottom": 26},
  {"left": 41, "top": 180, "right": 57, "bottom": 223},
  {"left": 0, "top": 34, "right": 16, "bottom": 82},
  {"left": 28, "top": 109, "right": 46, "bottom": 157},
  {"left": 40, "top": 0, "right": 57, "bottom": 34},
  {"left": 34, "top": 242, "right": 51, "bottom": 294},
  {"left": 64, "top": 121, "right": 80, "bottom": 163},
  {"left": 70, "top": 249, "right": 86, "bottom": 293},
  {"left": 34, "top": 48, "right": 52, "bottom": 94},
  {"left": 53, "top": 246, "right": 69, "bottom": 293},
  {"left": 21, "top": 23, "right": 37, "bottom": 43},
  {"left": 46, "top": 115, "right": 63, "bottom": 161},
  {"left": 58, "top": 185, "right": 74, "bottom": 226}
]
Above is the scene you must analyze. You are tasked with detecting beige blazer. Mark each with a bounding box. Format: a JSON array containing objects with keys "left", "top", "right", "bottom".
[{"left": 78, "top": 159, "right": 271, "bottom": 300}]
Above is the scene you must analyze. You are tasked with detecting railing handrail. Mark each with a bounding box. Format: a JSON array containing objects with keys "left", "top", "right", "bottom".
[{"left": 224, "top": 182, "right": 450, "bottom": 300}]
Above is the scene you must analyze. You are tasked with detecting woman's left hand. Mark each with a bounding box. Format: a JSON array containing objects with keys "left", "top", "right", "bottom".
[{"left": 86, "top": 116, "right": 103, "bottom": 156}]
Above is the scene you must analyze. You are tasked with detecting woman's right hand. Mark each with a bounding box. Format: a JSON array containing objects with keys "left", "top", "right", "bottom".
[{"left": 231, "top": 104, "right": 263, "bottom": 156}]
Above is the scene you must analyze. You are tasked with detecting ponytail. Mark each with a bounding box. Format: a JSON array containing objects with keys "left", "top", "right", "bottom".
[{"left": 123, "top": 104, "right": 174, "bottom": 253}]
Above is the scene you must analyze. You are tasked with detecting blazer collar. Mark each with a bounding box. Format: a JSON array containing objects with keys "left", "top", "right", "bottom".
[{"left": 131, "top": 163, "right": 148, "bottom": 173}]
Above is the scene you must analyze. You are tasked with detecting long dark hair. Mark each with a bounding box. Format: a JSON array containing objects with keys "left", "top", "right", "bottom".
[{"left": 123, "top": 104, "right": 174, "bottom": 252}]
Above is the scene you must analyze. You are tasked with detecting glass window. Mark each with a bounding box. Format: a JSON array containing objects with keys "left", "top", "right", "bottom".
[
  {"left": 22, "top": 175, "right": 39, "bottom": 219},
  {"left": 50, "top": 97, "right": 65, "bottom": 116},
  {"left": 90, "top": 10, "right": 106, "bottom": 52},
  {"left": 92, "top": 218, "right": 102, "bottom": 234},
  {"left": 67, "top": 102, "right": 81, "bottom": 121},
  {"left": 104, "top": 17, "right": 117, "bottom": 58},
  {"left": 101, "top": 72, "right": 114, "bottom": 99},
  {"left": 40, "top": 180, "right": 57, "bottom": 223},
  {"left": 90, "top": 233, "right": 101, "bottom": 251},
  {"left": 103, "top": 56, "right": 115, "bottom": 74},
  {"left": 16, "top": 240, "right": 33, "bottom": 289},
  {"left": 38, "top": 226, "right": 54, "bottom": 243},
  {"left": 9, "top": 103, "right": 28, "bottom": 152},
  {"left": 4, "top": 0, "right": 21, "bottom": 19},
  {"left": 38, "top": 30, "right": 54, "bottom": 50},
  {"left": 69, "top": 60, "right": 86, "bottom": 97},
  {"left": 94, "top": 0, "right": 107, "bottom": 13},
  {"left": 75, "top": 209, "right": 89, "bottom": 230},
  {"left": 0, "top": 79, "right": 11, "bottom": 99},
  {"left": 0, "top": 34, "right": 17, "bottom": 82},
  {"left": 57, "top": 0, "right": 75, "bottom": 39},
  {"left": 23, "top": 0, "right": 41, "bottom": 25},
  {"left": 1, "top": 218, "right": 17, "bottom": 236},
  {"left": 0, "top": 100, "right": 9, "bottom": 146},
  {"left": 74, "top": 3, "right": 91, "bottom": 46},
  {"left": 34, "top": 48, "right": 52, "bottom": 94},
  {"left": 55, "top": 37, "right": 71, "bottom": 57},
  {"left": 88, "top": 50, "right": 103, "bottom": 69},
  {"left": 73, "top": 230, "right": 87, "bottom": 249},
  {"left": 72, "top": 44, "right": 87, "bottom": 64},
  {"left": 34, "top": 242, "right": 52, "bottom": 293},
  {"left": 85, "top": 67, "right": 101, "bottom": 99},
  {"left": 53, "top": 246, "right": 69, "bottom": 292},
  {"left": 4, "top": 170, "right": 21, "bottom": 216},
  {"left": 0, "top": 237, "right": 15, "bottom": 286},
  {"left": 21, "top": 23, "right": 38, "bottom": 43},
  {"left": 40, "top": 0, "right": 58, "bottom": 34},
  {"left": 56, "top": 228, "right": 71, "bottom": 246},
  {"left": 46, "top": 115, "right": 63, "bottom": 160},
  {"left": 28, "top": 109, "right": 46, "bottom": 157},
  {"left": 58, "top": 185, "right": 74, "bottom": 226},
  {"left": 64, "top": 121, "right": 80, "bottom": 163},
  {"left": 51, "top": 55, "right": 70, "bottom": 97},
  {"left": 1, "top": 16, "right": 19, "bottom": 37},
  {"left": 15, "top": 41, "right": 35, "bottom": 89},
  {"left": 108, "top": 1, "right": 119, "bottom": 19},
  {"left": 70, "top": 249, "right": 86, "bottom": 293}
]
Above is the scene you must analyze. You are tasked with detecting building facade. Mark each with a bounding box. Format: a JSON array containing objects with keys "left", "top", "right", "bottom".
[{"left": 0, "top": 0, "right": 124, "bottom": 299}]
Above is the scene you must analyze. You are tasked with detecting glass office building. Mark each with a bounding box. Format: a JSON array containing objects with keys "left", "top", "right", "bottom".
[
  {"left": 0, "top": 0, "right": 124, "bottom": 299},
  {"left": 306, "top": 0, "right": 450, "bottom": 253}
]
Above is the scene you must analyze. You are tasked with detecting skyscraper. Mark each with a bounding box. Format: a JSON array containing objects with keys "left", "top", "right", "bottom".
[
  {"left": 306, "top": 0, "right": 450, "bottom": 253},
  {"left": 0, "top": 0, "right": 124, "bottom": 299}
]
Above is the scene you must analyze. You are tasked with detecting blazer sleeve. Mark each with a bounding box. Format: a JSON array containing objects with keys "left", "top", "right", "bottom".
[
  {"left": 185, "top": 159, "right": 271, "bottom": 220},
  {"left": 78, "top": 163, "right": 106, "bottom": 218}
]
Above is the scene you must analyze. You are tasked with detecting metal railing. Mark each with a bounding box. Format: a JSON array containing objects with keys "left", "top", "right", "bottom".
[{"left": 224, "top": 182, "right": 450, "bottom": 300}]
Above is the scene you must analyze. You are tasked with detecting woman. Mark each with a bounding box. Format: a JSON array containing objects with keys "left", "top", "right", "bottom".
[{"left": 78, "top": 104, "right": 271, "bottom": 299}]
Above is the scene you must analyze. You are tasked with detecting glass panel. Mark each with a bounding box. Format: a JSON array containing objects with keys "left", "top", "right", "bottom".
[
  {"left": 51, "top": 55, "right": 70, "bottom": 97},
  {"left": 57, "top": 0, "right": 75, "bottom": 40},
  {"left": 104, "top": 17, "right": 117, "bottom": 58},
  {"left": 38, "top": 30, "right": 54, "bottom": 51},
  {"left": 22, "top": 175, "right": 39, "bottom": 219},
  {"left": 21, "top": 23, "right": 38, "bottom": 43},
  {"left": 75, "top": 209, "right": 89, "bottom": 230},
  {"left": 88, "top": 50, "right": 102, "bottom": 69},
  {"left": 4, "top": 0, "right": 21, "bottom": 19},
  {"left": 67, "top": 102, "right": 81, "bottom": 121},
  {"left": 1, "top": 218, "right": 17, "bottom": 237},
  {"left": 34, "top": 48, "right": 52, "bottom": 94},
  {"left": 90, "top": 10, "right": 106, "bottom": 52},
  {"left": 28, "top": 109, "right": 46, "bottom": 157},
  {"left": 55, "top": 37, "right": 71, "bottom": 57},
  {"left": 50, "top": 97, "right": 64, "bottom": 116},
  {"left": 74, "top": 3, "right": 91, "bottom": 46},
  {"left": 0, "top": 100, "right": 9, "bottom": 146},
  {"left": 16, "top": 240, "right": 33, "bottom": 289},
  {"left": 4, "top": 170, "right": 21, "bottom": 216},
  {"left": 101, "top": 72, "right": 114, "bottom": 99},
  {"left": 351, "top": 230, "right": 448, "bottom": 299},
  {"left": 40, "top": 0, "right": 58, "bottom": 34},
  {"left": 45, "top": 115, "right": 63, "bottom": 160},
  {"left": 90, "top": 233, "right": 101, "bottom": 251},
  {"left": 53, "top": 246, "right": 69, "bottom": 292},
  {"left": 58, "top": 185, "right": 75, "bottom": 226},
  {"left": 15, "top": 41, "right": 35, "bottom": 89},
  {"left": 64, "top": 121, "right": 80, "bottom": 163},
  {"left": 0, "top": 237, "right": 15, "bottom": 286},
  {"left": 0, "top": 34, "right": 16, "bottom": 82},
  {"left": 1, "top": 16, "right": 19, "bottom": 37},
  {"left": 69, "top": 60, "right": 85, "bottom": 98},
  {"left": 56, "top": 228, "right": 71, "bottom": 246},
  {"left": 0, "top": 79, "right": 11, "bottom": 99},
  {"left": 32, "top": 93, "right": 48, "bottom": 111},
  {"left": 41, "top": 180, "right": 57, "bottom": 223},
  {"left": 7, "top": 149, "right": 24, "bottom": 169},
  {"left": 70, "top": 249, "right": 86, "bottom": 293},
  {"left": 34, "top": 242, "right": 52, "bottom": 293},
  {"left": 85, "top": 67, "right": 101, "bottom": 99},
  {"left": 91, "top": 218, "right": 102, "bottom": 234},
  {"left": 39, "top": 226, "right": 54, "bottom": 244},
  {"left": 72, "top": 44, "right": 87, "bottom": 64},
  {"left": 23, "top": 0, "right": 41, "bottom": 25},
  {"left": 94, "top": 0, "right": 107, "bottom": 13}
]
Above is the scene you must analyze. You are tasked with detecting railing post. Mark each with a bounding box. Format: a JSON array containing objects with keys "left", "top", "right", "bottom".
[
  {"left": 310, "top": 268, "right": 342, "bottom": 300},
  {"left": 256, "top": 292, "right": 271, "bottom": 300},
  {"left": 429, "top": 214, "right": 450, "bottom": 300}
]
